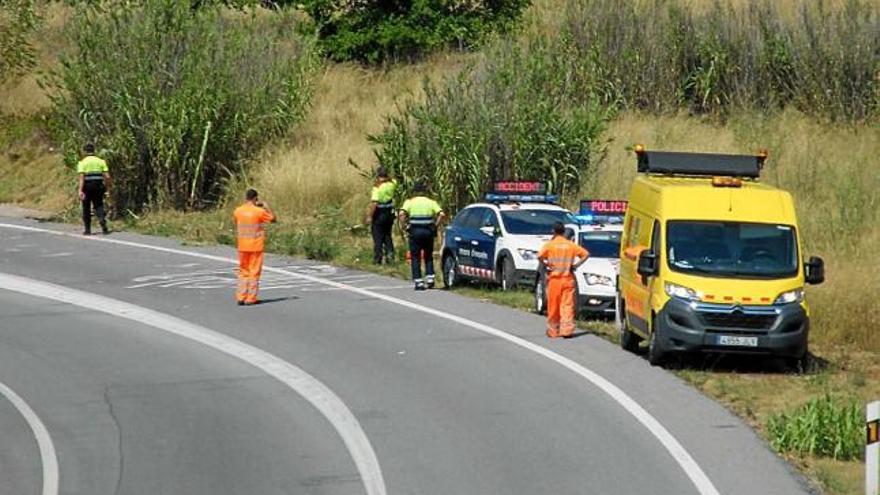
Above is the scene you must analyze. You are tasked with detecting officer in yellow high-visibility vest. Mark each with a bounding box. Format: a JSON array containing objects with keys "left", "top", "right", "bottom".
[
  {"left": 398, "top": 182, "right": 446, "bottom": 291},
  {"left": 76, "top": 143, "right": 111, "bottom": 235},
  {"left": 365, "top": 166, "right": 397, "bottom": 264}
]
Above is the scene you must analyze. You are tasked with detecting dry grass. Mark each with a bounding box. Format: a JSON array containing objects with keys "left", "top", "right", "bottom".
[
  {"left": 249, "top": 55, "right": 472, "bottom": 221},
  {"left": 0, "top": 3, "right": 71, "bottom": 115}
]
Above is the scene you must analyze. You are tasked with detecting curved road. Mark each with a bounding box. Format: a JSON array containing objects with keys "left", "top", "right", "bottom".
[{"left": 0, "top": 217, "right": 815, "bottom": 495}]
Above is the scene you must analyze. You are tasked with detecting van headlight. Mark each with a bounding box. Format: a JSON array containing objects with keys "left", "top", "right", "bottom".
[
  {"left": 774, "top": 288, "right": 804, "bottom": 305},
  {"left": 585, "top": 273, "right": 614, "bottom": 286},
  {"left": 517, "top": 249, "right": 538, "bottom": 260},
  {"left": 664, "top": 282, "right": 702, "bottom": 302}
]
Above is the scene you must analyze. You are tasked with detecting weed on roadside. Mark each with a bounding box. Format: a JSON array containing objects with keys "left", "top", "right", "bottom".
[{"left": 766, "top": 394, "right": 863, "bottom": 460}]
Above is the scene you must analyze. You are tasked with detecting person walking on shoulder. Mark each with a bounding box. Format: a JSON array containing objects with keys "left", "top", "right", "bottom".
[
  {"left": 76, "top": 143, "right": 111, "bottom": 235},
  {"left": 233, "top": 189, "right": 276, "bottom": 306},
  {"left": 398, "top": 182, "right": 445, "bottom": 291},
  {"left": 365, "top": 166, "right": 397, "bottom": 264}
]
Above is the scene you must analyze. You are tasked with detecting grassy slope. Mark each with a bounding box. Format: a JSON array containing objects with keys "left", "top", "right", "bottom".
[{"left": 2, "top": 2, "right": 879, "bottom": 494}]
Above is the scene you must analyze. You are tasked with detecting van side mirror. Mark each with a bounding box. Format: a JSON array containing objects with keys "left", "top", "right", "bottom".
[
  {"left": 804, "top": 256, "right": 825, "bottom": 285},
  {"left": 637, "top": 251, "right": 659, "bottom": 277},
  {"left": 479, "top": 226, "right": 495, "bottom": 237}
]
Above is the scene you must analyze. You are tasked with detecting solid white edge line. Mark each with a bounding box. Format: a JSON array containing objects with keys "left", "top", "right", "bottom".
[
  {"left": 0, "top": 221, "right": 721, "bottom": 495},
  {"left": 0, "top": 380, "right": 59, "bottom": 495},
  {"left": 0, "top": 271, "right": 386, "bottom": 495}
]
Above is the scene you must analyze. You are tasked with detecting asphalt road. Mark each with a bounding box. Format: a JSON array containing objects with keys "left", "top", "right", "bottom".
[{"left": 0, "top": 217, "right": 815, "bottom": 495}]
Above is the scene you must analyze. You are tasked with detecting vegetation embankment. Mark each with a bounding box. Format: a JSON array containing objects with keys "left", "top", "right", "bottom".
[{"left": 1, "top": 1, "right": 879, "bottom": 494}]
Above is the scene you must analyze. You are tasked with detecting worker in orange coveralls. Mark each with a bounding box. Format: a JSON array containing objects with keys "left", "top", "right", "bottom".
[
  {"left": 537, "top": 222, "right": 589, "bottom": 338},
  {"left": 233, "top": 188, "right": 276, "bottom": 306}
]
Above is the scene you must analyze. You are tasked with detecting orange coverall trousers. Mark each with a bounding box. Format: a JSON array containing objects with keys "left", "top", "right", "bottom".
[
  {"left": 237, "top": 251, "right": 264, "bottom": 304},
  {"left": 547, "top": 275, "right": 576, "bottom": 338}
]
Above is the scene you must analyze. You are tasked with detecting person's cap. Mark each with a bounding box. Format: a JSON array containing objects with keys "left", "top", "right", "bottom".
[
  {"left": 413, "top": 182, "right": 428, "bottom": 193},
  {"left": 376, "top": 166, "right": 388, "bottom": 178},
  {"left": 83, "top": 143, "right": 95, "bottom": 153}
]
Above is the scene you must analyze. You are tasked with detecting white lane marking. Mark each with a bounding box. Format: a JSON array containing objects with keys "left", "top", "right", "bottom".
[
  {"left": 0, "top": 222, "right": 720, "bottom": 495},
  {"left": 0, "top": 271, "right": 386, "bottom": 495},
  {"left": 0, "top": 380, "right": 59, "bottom": 495}
]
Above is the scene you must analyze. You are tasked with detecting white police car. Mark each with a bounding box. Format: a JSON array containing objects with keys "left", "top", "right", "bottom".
[
  {"left": 441, "top": 182, "right": 578, "bottom": 291},
  {"left": 534, "top": 200, "right": 626, "bottom": 316}
]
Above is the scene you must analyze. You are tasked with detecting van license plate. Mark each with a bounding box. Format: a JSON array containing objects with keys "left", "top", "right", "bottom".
[{"left": 717, "top": 335, "right": 758, "bottom": 347}]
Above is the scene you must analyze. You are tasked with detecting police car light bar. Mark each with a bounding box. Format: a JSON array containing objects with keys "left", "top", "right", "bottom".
[
  {"left": 485, "top": 181, "right": 557, "bottom": 203},
  {"left": 635, "top": 145, "right": 765, "bottom": 178},
  {"left": 577, "top": 199, "right": 627, "bottom": 225},
  {"left": 485, "top": 193, "right": 559, "bottom": 204}
]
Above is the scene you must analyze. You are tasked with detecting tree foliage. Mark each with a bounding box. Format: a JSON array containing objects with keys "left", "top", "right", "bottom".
[
  {"left": 370, "top": 39, "right": 610, "bottom": 212},
  {"left": 0, "top": 0, "right": 41, "bottom": 82},
  {"left": 46, "top": 0, "right": 320, "bottom": 212},
  {"left": 300, "top": 0, "right": 532, "bottom": 64}
]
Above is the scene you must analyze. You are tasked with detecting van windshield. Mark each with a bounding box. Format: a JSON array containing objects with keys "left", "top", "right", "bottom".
[{"left": 666, "top": 221, "right": 798, "bottom": 279}]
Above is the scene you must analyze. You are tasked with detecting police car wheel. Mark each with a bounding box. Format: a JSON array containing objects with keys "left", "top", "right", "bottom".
[
  {"left": 534, "top": 275, "right": 547, "bottom": 315},
  {"left": 442, "top": 255, "right": 459, "bottom": 289},
  {"left": 498, "top": 256, "right": 516, "bottom": 291}
]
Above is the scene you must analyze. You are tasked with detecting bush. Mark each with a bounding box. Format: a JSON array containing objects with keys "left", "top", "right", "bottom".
[
  {"left": 302, "top": 229, "right": 340, "bottom": 261},
  {"left": 46, "top": 0, "right": 319, "bottom": 212},
  {"left": 562, "top": 0, "right": 880, "bottom": 121},
  {"left": 300, "top": 0, "right": 531, "bottom": 64},
  {"left": 0, "top": 0, "right": 40, "bottom": 82},
  {"left": 369, "top": 39, "right": 610, "bottom": 213},
  {"left": 766, "top": 394, "right": 864, "bottom": 460}
]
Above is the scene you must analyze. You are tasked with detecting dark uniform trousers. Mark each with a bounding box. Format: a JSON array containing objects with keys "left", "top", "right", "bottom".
[
  {"left": 408, "top": 225, "right": 435, "bottom": 281},
  {"left": 371, "top": 206, "right": 395, "bottom": 264},
  {"left": 82, "top": 180, "right": 107, "bottom": 232}
]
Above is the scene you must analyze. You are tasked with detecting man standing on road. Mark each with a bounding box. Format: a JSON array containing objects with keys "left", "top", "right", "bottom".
[
  {"left": 76, "top": 143, "right": 111, "bottom": 235},
  {"left": 398, "top": 183, "right": 445, "bottom": 291},
  {"left": 233, "top": 189, "right": 276, "bottom": 306},
  {"left": 365, "top": 166, "right": 397, "bottom": 264},
  {"left": 537, "top": 222, "right": 589, "bottom": 338}
]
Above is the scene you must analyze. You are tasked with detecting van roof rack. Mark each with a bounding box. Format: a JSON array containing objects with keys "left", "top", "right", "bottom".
[{"left": 634, "top": 145, "right": 766, "bottom": 178}]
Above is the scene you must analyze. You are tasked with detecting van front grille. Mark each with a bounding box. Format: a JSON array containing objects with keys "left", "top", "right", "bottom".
[{"left": 700, "top": 312, "right": 777, "bottom": 330}]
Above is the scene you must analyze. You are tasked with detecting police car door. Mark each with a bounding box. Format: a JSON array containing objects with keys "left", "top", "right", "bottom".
[
  {"left": 449, "top": 207, "right": 479, "bottom": 273},
  {"left": 472, "top": 208, "right": 499, "bottom": 277}
]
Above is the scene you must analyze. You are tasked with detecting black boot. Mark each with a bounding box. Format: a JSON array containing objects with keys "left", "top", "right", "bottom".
[{"left": 100, "top": 220, "right": 109, "bottom": 235}]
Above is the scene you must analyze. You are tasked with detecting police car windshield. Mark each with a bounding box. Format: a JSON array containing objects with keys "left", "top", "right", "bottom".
[
  {"left": 579, "top": 231, "right": 621, "bottom": 258},
  {"left": 500, "top": 210, "right": 573, "bottom": 235},
  {"left": 666, "top": 221, "right": 798, "bottom": 279}
]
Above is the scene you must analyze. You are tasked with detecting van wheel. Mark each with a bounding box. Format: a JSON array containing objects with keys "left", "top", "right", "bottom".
[
  {"left": 648, "top": 323, "right": 667, "bottom": 366},
  {"left": 617, "top": 296, "right": 641, "bottom": 353},
  {"left": 498, "top": 256, "right": 517, "bottom": 291}
]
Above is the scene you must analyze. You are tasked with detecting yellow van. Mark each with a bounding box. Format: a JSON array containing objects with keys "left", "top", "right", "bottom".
[{"left": 616, "top": 146, "right": 824, "bottom": 367}]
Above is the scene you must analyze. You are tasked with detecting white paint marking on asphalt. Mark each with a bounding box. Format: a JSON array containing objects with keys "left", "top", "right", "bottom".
[
  {"left": 39, "top": 252, "right": 73, "bottom": 258},
  {"left": 0, "top": 271, "right": 386, "bottom": 495},
  {"left": 0, "top": 222, "right": 721, "bottom": 495},
  {"left": 0, "top": 380, "right": 59, "bottom": 495}
]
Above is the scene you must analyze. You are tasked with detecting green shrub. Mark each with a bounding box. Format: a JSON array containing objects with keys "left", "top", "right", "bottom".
[
  {"left": 300, "top": 0, "right": 531, "bottom": 64},
  {"left": 562, "top": 0, "right": 880, "bottom": 121},
  {"left": 46, "top": 0, "right": 319, "bottom": 212},
  {"left": 302, "top": 229, "right": 340, "bottom": 261},
  {"left": 370, "top": 39, "right": 610, "bottom": 212},
  {"left": 0, "top": 0, "right": 40, "bottom": 82},
  {"left": 766, "top": 394, "right": 864, "bottom": 460}
]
